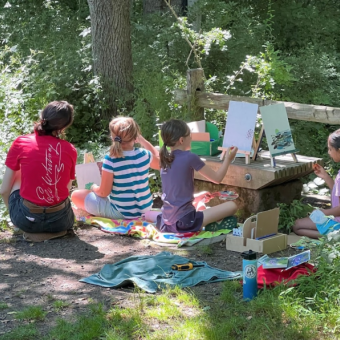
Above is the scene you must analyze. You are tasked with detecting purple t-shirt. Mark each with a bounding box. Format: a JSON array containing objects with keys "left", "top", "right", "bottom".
[
  {"left": 332, "top": 170, "right": 340, "bottom": 222},
  {"left": 160, "top": 150, "right": 205, "bottom": 225}
]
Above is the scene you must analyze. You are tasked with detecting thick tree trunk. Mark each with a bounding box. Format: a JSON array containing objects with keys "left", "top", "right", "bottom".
[{"left": 87, "top": 0, "right": 133, "bottom": 118}]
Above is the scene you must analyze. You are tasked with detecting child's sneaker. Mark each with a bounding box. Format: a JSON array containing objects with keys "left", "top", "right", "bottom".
[{"left": 204, "top": 216, "right": 238, "bottom": 232}]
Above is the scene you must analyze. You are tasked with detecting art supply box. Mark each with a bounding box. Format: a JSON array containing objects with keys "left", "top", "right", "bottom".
[
  {"left": 159, "top": 121, "right": 222, "bottom": 156},
  {"left": 226, "top": 208, "right": 287, "bottom": 254}
]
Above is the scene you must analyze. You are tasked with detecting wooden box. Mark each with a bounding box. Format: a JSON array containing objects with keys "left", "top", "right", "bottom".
[{"left": 226, "top": 208, "right": 287, "bottom": 254}]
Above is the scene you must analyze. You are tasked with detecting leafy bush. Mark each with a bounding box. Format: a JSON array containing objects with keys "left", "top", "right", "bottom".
[{"left": 277, "top": 199, "right": 314, "bottom": 233}]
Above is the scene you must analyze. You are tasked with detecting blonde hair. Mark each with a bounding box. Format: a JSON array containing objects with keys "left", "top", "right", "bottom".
[{"left": 109, "top": 117, "right": 141, "bottom": 158}]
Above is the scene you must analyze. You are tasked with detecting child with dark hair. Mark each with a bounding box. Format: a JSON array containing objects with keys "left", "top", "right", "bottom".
[
  {"left": 157, "top": 119, "right": 238, "bottom": 233},
  {"left": 71, "top": 116, "right": 159, "bottom": 219},
  {"left": 293, "top": 129, "right": 340, "bottom": 238},
  {"left": 0, "top": 101, "right": 77, "bottom": 233}
]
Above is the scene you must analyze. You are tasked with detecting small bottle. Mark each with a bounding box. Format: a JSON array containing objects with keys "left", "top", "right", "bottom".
[{"left": 241, "top": 250, "right": 258, "bottom": 301}]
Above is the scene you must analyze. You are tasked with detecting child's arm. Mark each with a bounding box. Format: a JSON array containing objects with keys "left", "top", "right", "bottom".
[
  {"left": 192, "top": 191, "right": 212, "bottom": 208},
  {"left": 136, "top": 135, "right": 160, "bottom": 170},
  {"left": 0, "top": 167, "right": 16, "bottom": 208},
  {"left": 198, "top": 147, "right": 238, "bottom": 184},
  {"left": 313, "top": 163, "right": 334, "bottom": 190},
  {"left": 320, "top": 204, "right": 340, "bottom": 218},
  {"left": 91, "top": 170, "right": 113, "bottom": 197}
]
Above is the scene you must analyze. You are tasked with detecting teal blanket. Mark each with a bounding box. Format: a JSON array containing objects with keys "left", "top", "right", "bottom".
[{"left": 80, "top": 251, "right": 242, "bottom": 293}]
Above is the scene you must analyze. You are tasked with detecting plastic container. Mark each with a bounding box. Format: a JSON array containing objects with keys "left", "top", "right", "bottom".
[
  {"left": 241, "top": 250, "right": 258, "bottom": 300},
  {"left": 142, "top": 210, "right": 162, "bottom": 223},
  {"left": 309, "top": 210, "right": 328, "bottom": 225}
]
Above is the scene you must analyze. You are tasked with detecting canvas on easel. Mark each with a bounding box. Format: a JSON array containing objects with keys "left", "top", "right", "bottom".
[
  {"left": 75, "top": 153, "right": 101, "bottom": 189},
  {"left": 260, "top": 103, "right": 298, "bottom": 167},
  {"left": 220, "top": 101, "right": 258, "bottom": 164}
]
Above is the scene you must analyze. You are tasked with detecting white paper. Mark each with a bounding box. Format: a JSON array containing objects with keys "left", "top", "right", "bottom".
[
  {"left": 222, "top": 101, "right": 258, "bottom": 152},
  {"left": 75, "top": 163, "right": 101, "bottom": 189},
  {"left": 187, "top": 120, "right": 206, "bottom": 133}
]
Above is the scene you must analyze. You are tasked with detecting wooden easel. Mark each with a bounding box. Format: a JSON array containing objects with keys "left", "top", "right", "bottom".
[
  {"left": 252, "top": 125, "right": 298, "bottom": 167},
  {"left": 84, "top": 152, "right": 95, "bottom": 164},
  {"left": 218, "top": 136, "right": 257, "bottom": 165}
]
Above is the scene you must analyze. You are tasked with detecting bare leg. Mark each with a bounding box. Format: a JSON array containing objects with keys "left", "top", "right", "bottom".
[
  {"left": 71, "top": 189, "right": 91, "bottom": 211},
  {"left": 292, "top": 217, "right": 321, "bottom": 239},
  {"left": 201, "top": 201, "right": 237, "bottom": 228}
]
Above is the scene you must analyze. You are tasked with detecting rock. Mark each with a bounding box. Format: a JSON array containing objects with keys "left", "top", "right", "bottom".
[
  {"left": 302, "top": 184, "right": 309, "bottom": 193},
  {"left": 307, "top": 181, "right": 318, "bottom": 190},
  {"left": 318, "top": 188, "right": 330, "bottom": 195},
  {"left": 313, "top": 177, "right": 325, "bottom": 186}
]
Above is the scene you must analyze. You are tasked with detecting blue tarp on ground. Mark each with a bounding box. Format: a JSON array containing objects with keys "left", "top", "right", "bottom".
[{"left": 80, "top": 251, "right": 242, "bottom": 293}]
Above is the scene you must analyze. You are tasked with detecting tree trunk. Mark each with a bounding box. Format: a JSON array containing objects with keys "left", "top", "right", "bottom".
[{"left": 87, "top": 0, "right": 133, "bottom": 118}]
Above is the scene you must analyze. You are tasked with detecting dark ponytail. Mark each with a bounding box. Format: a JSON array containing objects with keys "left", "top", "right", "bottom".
[
  {"left": 329, "top": 129, "right": 340, "bottom": 150},
  {"left": 160, "top": 119, "right": 190, "bottom": 169},
  {"left": 34, "top": 101, "right": 74, "bottom": 136}
]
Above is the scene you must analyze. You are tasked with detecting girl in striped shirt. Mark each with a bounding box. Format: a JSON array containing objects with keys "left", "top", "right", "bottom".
[{"left": 71, "top": 117, "right": 159, "bottom": 219}]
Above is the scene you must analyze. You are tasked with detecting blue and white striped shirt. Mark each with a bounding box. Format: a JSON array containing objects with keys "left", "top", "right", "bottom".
[{"left": 102, "top": 148, "right": 153, "bottom": 218}]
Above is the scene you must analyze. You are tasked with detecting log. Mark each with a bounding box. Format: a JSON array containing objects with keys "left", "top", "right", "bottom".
[{"left": 174, "top": 89, "right": 340, "bottom": 124}]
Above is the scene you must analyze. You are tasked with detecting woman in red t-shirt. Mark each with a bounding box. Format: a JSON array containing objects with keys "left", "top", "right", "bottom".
[{"left": 0, "top": 101, "right": 77, "bottom": 234}]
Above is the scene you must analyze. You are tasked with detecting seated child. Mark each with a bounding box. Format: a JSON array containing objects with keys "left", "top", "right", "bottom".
[
  {"left": 71, "top": 117, "right": 159, "bottom": 219},
  {"left": 156, "top": 119, "right": 238, "bottom": 233},
  {"left": 293, "top": 129, "right": 340, "bottom": 238}
]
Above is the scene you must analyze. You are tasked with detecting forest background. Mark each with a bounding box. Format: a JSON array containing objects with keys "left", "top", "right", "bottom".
[{"left": 1, "top": 0, "right": 340, "bottom": 224}]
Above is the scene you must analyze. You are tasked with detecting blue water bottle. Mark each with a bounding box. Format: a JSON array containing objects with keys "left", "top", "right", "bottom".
[{"left": 241, "top": 250, "right": 258, "bottom": 301}]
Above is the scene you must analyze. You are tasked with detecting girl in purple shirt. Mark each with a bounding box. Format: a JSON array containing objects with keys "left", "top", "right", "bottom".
[
  {"left": 156, "top": 119, "right": 238, "bottom": 233},
  {"left": 293, "top": 129, "right": 340, "bottom": 238}
]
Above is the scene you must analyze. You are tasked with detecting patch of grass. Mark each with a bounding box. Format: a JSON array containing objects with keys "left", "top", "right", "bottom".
[
  {"left": 106, "top": 307, "right": 145, "bottom": 340},
  {"left": 6, "top": 250, "right": 340, "bottom": 339},
  {"left": 198, "top": 245, "right": 213, "bottom": 255},
  {"left": 0, "top": 301, "right": 9, "bottom": 310},
  {"left": 15, "top": 305, "right": 46, "bottom": 321},
  {"left": 48, "top": 303, "right": 111, "bottom": 340},
  {"left": 1, "top": 324, "right": 38, "bottom": 340},
  {"left": 53, "top": 300, "right": 70, "bottom": 311},
  {"left": 0, "top": 237, "right": 17, "bottom": 244}
]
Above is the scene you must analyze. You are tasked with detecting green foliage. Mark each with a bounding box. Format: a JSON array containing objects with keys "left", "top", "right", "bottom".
[
  {"left": 1, "top": 324, "right": 38, "bottom": 340},
  {"left": 15, "top": 305, "right": 46, "bottom": 321},
  {"left": 53, "top": 300, "right": 70, "bottom": 312},
  {"left": 0, "top": 301, "right": 8, "bottom": 310},
  {"left": 148, "top": 170, "right": 162, "bottom": 195},
  {"left": 277, "top": 199, "right": 314, "bottom": 233},
  {"left": 48, "top": 303, "right": 110, "bottom": 340}
]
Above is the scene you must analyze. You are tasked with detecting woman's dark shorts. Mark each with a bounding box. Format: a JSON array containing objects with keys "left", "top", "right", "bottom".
[
  {"left": 8, "top": 190, "right": 74, "bottom": 233},
  {"left": 156, "top": 210, "right": 204, "bottom": 233}
]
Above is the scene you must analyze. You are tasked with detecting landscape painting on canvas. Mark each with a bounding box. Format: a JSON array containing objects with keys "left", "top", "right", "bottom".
[
  {"left": 222, "top": 101, "right": 258, "bottom": 152},
  {"left": 260, "top": 103, "right": 296, "bottom": 157}
]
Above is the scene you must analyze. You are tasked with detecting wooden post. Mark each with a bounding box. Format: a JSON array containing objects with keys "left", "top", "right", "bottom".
[{"left": 187, "top": 68, "right": 205, "bottom": 121}]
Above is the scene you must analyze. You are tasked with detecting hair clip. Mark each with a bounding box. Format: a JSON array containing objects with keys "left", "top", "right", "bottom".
[{"left": 114, "top": 136, "right": 122, "bottom": 143}]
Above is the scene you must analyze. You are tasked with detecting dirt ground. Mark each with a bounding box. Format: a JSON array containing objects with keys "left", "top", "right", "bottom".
[{"left": 0, "top": 195, "right": 330, "bottom": 337}]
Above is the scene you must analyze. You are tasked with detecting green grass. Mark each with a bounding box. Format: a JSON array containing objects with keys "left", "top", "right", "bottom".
[
  {"left": 2, "top": 277, "right": 338, "bottom": 340},
  {"left": 3, "top": 241, "right": 340, "bottom": 339},
  {"left": 1, "top": 324, "right": 38, "bottom": 340},
  {"left": 15, "top": 305, "right": 46, "bottom": 321},
  {"left": 198, "top": 245, "right": 213, "bottom": 255},
  {"left": 0, "top": 301, "right": 9, "bottom": 310},
  {"left": 53, "top": 300, "right": 70, "bottom": 311}
]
